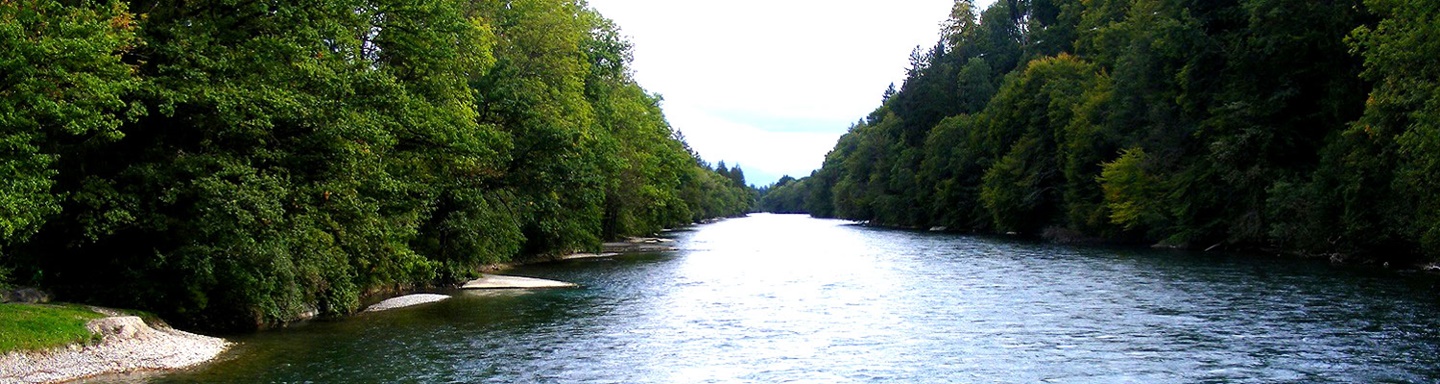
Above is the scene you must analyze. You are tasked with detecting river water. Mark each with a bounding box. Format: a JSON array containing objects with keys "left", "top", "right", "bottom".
[{"left": 139, "top": 214, "right": 1439, "bottom": 383}]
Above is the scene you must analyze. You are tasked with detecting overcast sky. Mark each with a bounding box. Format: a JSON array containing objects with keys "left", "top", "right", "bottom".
[{"left": 585, "top": 0, "right": 998, "bottom": 186}]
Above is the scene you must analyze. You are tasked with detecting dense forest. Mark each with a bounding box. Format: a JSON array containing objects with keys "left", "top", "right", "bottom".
[
  {"left": 760, "top": 0, "right": 1439, "bottom": 262},
  {"left": 0, "top": 0, "right": 753, "bottom": 330}
]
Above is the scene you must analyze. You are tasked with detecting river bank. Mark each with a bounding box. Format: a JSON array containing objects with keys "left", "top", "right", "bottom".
[
  {"left": 0, "top": 223, "right": 706, "bottom": 382},
  {"left": 349, "top": 233, "right": 693, "bottom": 313},
  {"left": 849, "top": 218, "right": 1440, "bottom": 271},
  {"left": 135, "top": 214, "right": 1440, "bottom": 382},
  {"left": 0, "top": 313, "right": 228, "bottom": 384}
]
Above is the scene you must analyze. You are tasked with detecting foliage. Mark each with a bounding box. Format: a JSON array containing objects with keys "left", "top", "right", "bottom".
[
  {"left": 1326, "top": 0, "right": 1440, "bottom": 258},
  {"left": 761, "top": 0, "right": 1431, "bottom": 261},
  {"left": 2, "top": 0, "right": 754, "bottom": 331},
  {"left": 1098, "top": 148, "right": 1165, "bottom": 231},
  {"left": 0, "top": 0, "right": 140, "bottom": 286},
  {"left": 976, "top": 54, "right": 1101, "bottom": 233}
]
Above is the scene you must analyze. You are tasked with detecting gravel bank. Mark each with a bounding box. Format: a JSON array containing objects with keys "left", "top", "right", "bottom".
[
  {"left": 461, "top": 275, "right": 577, "bottom": 289},
  {"left": 601, "top": 237, "right": 679, "bottom": 253},
  {"left": 0, "top": 316, "right": 229, "bottom": 384},
  {"left": 364, "top": 294, "right": 451, "bottom": 312}
]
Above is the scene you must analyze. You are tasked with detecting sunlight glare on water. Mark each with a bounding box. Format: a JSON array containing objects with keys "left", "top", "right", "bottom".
[{"left": 142, "top": 214, "right": 1440, "bottom": 383}]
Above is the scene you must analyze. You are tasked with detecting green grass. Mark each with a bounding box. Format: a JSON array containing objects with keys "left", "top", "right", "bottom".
[{"left": 0, "top": 303, "right": 105, "bottom": 353}]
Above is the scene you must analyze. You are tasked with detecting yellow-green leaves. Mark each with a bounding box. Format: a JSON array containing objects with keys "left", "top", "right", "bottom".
[{"left": 1098, "top": 147, "right": 1164, "bottom": 231}]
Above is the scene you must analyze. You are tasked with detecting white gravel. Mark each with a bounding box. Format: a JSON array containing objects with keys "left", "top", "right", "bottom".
[
  {"left": 0, "top": 316, "right": 230, "bottom": 384},
  {"left": 556, "top": 252, "right": 621, "bottom": 260},
  {"left": 461, "top": 275, "right": 577, "bottom": 289},
  {"left": 363, "top": 294, "right": 451, "bottom": 312}
]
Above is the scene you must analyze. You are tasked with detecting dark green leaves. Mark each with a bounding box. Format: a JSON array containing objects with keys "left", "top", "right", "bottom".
[
  {"left": 769, "top": 0, "right": 1428, "bottom": 261},
  {"left": 3, "top": 0, "right": 753, "bottom": 330}
]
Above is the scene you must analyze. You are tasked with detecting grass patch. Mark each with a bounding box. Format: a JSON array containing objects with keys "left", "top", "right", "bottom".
[{"left": 0, "top": 303, "right": 105, "bottom": 353}]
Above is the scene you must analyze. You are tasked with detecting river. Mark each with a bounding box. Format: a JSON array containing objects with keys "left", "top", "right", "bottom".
[{"left": 125, "top": 214, "right": 1439, "bottom": 383}]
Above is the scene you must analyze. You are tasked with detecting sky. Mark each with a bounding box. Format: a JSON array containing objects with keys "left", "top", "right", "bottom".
[{"left": 586, "top": 0, "right": 998, "bottom": 186}]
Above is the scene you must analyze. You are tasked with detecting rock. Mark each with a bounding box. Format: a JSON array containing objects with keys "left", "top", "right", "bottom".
[
  {"left": 87, "top": 317, "right": 152, "bottom": 340},
  {"left": 461, "top": 275, "right": 577, "bottom": 290},
  {"left": 1, "top": 288, "right": 51, "bottom": 304},
  {"left": 296, "top": 306, "right": 320, "bottom": 321},
  {"left": 364, "top": 294, "right": 451, "bottom": 312},
  {"left": 86, "top": 307, "right": 127, "bottom": 317},
  {"left": 1150, "top": 240, "right": 1189, "bottom": 250}
]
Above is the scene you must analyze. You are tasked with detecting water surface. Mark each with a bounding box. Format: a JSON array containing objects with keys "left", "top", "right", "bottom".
[{"left": 142, "top": 214, "right": 1440, "bottom": 383}]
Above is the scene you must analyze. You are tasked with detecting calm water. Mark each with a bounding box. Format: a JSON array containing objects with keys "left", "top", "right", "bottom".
[{"left": 131, "top": 214, "right": 1440, "bottom": 383}]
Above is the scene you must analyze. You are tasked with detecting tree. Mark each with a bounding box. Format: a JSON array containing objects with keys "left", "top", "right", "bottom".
[
  {"left": 943, "top": 0, "right": 980, "bottom": 50},
  {"left": 727, "top": 164, "right": 748, "bottom": 187},
  {"left": 472, "top": 0, "right": 604, "bottom": 254},
  {"left": 0, "top": 0, "right": 140, "bottom": 285},
  {"left": 976, "top": 54, "right": 1102, "bottom": 233},
  {"left": 801, "top": 0, "right": 1417, "bottom": 260},
  {"left": 1291, "top": 0, "right": 1440, "bottom": 259}
]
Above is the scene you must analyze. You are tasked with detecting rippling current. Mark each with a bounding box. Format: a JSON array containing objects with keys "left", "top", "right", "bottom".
[{"left": 130, "top": 214, "right": 1440, "bottom": 383}]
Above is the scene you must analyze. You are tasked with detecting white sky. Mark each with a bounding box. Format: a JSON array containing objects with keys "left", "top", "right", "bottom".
[{"left": 586, "top": 0, "right": 998, "bottom": 186}]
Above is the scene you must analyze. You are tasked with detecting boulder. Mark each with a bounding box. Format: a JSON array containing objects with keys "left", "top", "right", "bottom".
[
  {"left": 87, "top": 316, "right": 152, "bottom": 340},
  {"left": 1, "top": 288, "right": 51, "bottom": 304}
]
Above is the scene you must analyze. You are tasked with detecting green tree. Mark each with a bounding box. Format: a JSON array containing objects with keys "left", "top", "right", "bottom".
[
  {"left": 976, "top": 54, "right": 1101, "bottom": 233},
  {"left": 1295, "top": 0, "right": 1440, "bottom": 259},
  {"left": 472, "top": 0, "right": 603, "bottom": 254},
  {"left": 21, "top": 0, "right": 502, "bottom": 330},
  {"left": 0, "top": 0, "right": 140, "bottom": 285},
  {"left": 1098, "top": 147, "right": 1167, "bottom": 232}
]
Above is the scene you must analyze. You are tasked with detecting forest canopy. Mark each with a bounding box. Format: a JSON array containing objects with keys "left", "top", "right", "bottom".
[
  {"left": 759, "top": 0, "right": 1439, "bottom": 262},
  {"left": 0, "top": 0, "right": 754, "bottom": 331}
]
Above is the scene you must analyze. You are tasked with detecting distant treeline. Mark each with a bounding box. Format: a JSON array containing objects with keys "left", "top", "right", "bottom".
[
  {"left": 759, "top": 0, "right": 1438, "bottom": 261},
  {"left": 0, "top": 0, "right": 753, "bottom": 330}
]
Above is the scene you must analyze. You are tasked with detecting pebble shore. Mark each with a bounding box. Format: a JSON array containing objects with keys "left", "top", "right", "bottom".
[
  {"left": 364, "top": 294, "right": 452, "bottom": 312},
  {"left": 0, "top": 316, "right": 229, "bottom": 384}
]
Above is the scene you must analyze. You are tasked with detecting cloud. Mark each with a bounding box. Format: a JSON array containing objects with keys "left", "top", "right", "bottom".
[
  {"left": 586, "top": 0, "right": 997, "bottom": 185},
  {"left": 664, "top": 102, "right": 844, "bottom": 184}
]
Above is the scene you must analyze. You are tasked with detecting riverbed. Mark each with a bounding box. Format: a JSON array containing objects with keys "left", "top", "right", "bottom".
[{"left": 115, "top": 214, "right": 1440, "bottom": 383}]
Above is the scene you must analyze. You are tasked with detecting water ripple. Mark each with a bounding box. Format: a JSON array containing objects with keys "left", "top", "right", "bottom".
[{"left": 149, "top": 214, "right": 1440, "bottom": 384}]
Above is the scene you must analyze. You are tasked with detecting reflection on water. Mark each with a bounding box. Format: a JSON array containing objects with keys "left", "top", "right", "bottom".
[{"left": 141, "top": 214, "right": 1440, "bottom": 383}]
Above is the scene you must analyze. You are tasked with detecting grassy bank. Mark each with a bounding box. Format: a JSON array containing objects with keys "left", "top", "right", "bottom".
[{"left": 0, "top": 303, "right": 103, "bottom": 353}]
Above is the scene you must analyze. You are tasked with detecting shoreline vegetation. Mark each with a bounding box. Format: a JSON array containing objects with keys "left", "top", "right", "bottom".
[
  {"left": 7, "top": 0, "right": 1435, "bottom": 379},
  {"left": 0, "top": 223, "right": 699, "bottom": 383},
  {"left": 755, "top": 0, "right": 1440, "bottom": 265},
  {"left": 845, "top": 218, "right": 1440, "bottom": 272},
  {"left": 1, "top": 0, "right": 759, "bottom": 337}
]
